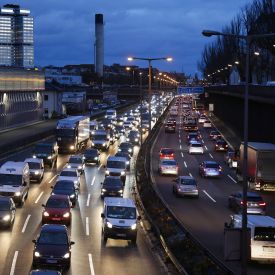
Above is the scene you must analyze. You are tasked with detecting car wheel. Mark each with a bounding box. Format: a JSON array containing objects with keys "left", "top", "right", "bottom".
[
  {"left": 103, "top": 234, "right": 107, "bottom": 243},
  {"left": 131, "top": 236, "right": 137, "bottom": 245}
]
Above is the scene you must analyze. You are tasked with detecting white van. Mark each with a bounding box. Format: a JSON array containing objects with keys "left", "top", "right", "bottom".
[
  {"left": 228, "top": 214, "right": 275, "bottom": 262},
  {"left": 105, "top": 109, "right": 117, "bottom": 119},
  {"left": 24, "top": 158, "right": 44, "bottom": 183},
  {"left": 101, "top": 197, "right": 140, "bottom": 244},
  {"left": 0, "top": 161, "right": 30, "bottom": 206},
  {"left": 105, "top": 156, "right": 127, "bottom": 182}
]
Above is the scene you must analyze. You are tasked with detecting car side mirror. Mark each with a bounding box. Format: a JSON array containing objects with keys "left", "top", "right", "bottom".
[
  {"left": 137, "top": 215, "right": 141, "bottom": 221},
  {"left": 103, "top": 165, "right": 106, "bottom": 168},
  {"left": 12, "top": 207, "right": 16, "bottom": 211},
  {"left": 50, "top": 186, "right": 53, "bottom": 189},
  {"left": 22, "top": 182, "right": 27, "bottom": 187},
  {"left": 42, "top": 204, "right": 45, "bottom": 207},
  {"left": 100, "top": 182, "right": 103, "bottom": 185},
  {"left": 101, "top": 213, "right": 105, "bottom": 218},
  {"left": 32, "top": 240, "right": 36, "bottom": 244},
  {"left": 224, "top": 222, "right": 230, "bottom": 229},
  {"left": 71, "top": 241, "right": 75, "bottom": 245}
]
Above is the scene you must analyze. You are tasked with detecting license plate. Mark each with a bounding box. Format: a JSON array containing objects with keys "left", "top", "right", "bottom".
[
  {"left": 184, "top": 189, "right": 191, "bottom": 191},
  {"left": 263, "top": 247, "right": 275, "bottom": 252},
  {"left": 47, "top": 259, "right": 57, "bottom": 264},
  {"left": 52, "top": 218, "right": 61, "bottom": 221},
  {"left": 117, "top": 233, "right": 126, "bottom": 237}
]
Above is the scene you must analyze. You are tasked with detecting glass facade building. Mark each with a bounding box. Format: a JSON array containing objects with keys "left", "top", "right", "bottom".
[{"left": 0, "top": 4, "right": 34, "bottom": 67}]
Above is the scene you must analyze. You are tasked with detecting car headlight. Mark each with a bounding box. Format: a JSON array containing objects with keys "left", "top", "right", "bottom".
[
  {"left": 63, "top": 212, "right": 70, "bottom": 218},
  {"left": 128, "top": 149, "right": 132, "bottom": 152},
  {"left": 131, "top": 223, "right": 137, "bottom": 230},
  {"left": 70, "top": 145, "right": 75, "bottom": 150},
  {"left": 32, "top": 155, "right": 37, "bottom": 158},
  {"left": 15, "top": 192, "right": 21, "bottom": 196},
  {"left": 70, "top": 194, "right": 75, "bottom": 198},
  {"left": 47, "top": 156, "right": 52, "bottom": 159},
  {"left": 135, "top": 138, "right": 138, "bottom": 142},
  {"left": 94, "top": 157, "right": 98, "bottom": 160},
  {"left": 78, "top": 165, "right": 82, "bottom": 169},
  {"left": 74, "top": 180, "right": 78, "bottom": 184},
  {"left": 67, "top": 165, "right": 71, "bottom": 168},
  {"left": 34, "top": 251, "right": 40, "bottom": 257},
  {"left": 105, "top": 170, "right": 110, "bottom": 175},
  {"left": 43, "top": 211, "right": 49, "bottom": 217},
  {"left": 118, "top": 190, "right": 123, "bottom": 193},
  {"left": 34, "top": 171, "right": 39, "bottom": 175},
  {"left": 63, "top": 252, "right": 70, "bottom": 259},
  {"left": 126, "top": 138, "right": 129, "bottom": 141},
  {"left": 91, "top": 142, "right": 94, "bottom": 146},
  {"left": 102, "top": 188, "right": 106, "bottom": 192},
  {"left": 3, "top": 214, "right": 11, "bottom": 221},
  {"left": 118, "top": 148, "right": 121, "bottom": 152},
  {"left": 107, "top": 221, "right": 113, "bottom": 228},
  {"left": 126, "top": 161, "right": 130, "bottom": 165},
  {"left": 121, "top": 171, "right": 125, "bottom": 176},
  {"left": 92, "top": 131, "right": 95, "bottom": 135},
  {"left": 103, "top": 143, "right": 106, "bottom": 146}
]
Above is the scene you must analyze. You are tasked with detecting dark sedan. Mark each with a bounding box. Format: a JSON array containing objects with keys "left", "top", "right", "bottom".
[
  {"left": 209, "top": 130, "right": 222, "bottom": 141},
  {"left": 0, "top": 196, "right": 16, "bottom": 228},
  {"left": 51, "top": 180, "right": 78, "bottom": 207},
  {"left": 127, "top": 130, "right": 140, "bottom": 145},
  {"left": 118, "top": 142, "right": 134, "bottom": 156},
  {"left": 42, "top": 195, "right": 72, "bottom": 226},
  {"left": 115, "top": 152, "right": 131, "bottom": 170},
  {"left": 214, "top": 139, "right": 229, "bottom": 152},
  {"left": 228, "top": 191, "right": 266, "bottom": 215},
  {"left": 32, "top": 224, "right": 74, "bottom": 270},
  {"left": 165, "top": 122, "right": 176, "bottom": 133},
  {"left": 83, "top": 148, "right": 100, "bottom": 165},
  {"left": 101, "top": 176, "right": 124, "bottom": 198}
]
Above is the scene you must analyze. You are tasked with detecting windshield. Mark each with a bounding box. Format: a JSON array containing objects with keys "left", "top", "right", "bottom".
[
  {"left": 69, "top": 158, "right": 81, "bottom": 164},
  {"left": 34, "top": 145, "right": 52, "bottom": 154},
  {"left": 104, "top": 179, "right": 122, "bottom": 187},
  {"left": 0, "top": 174, "right": 22, "bottom": 186},
  {"left": 93, "top": 134, "right": 107, "bottom": 140},
  {"left": 180, "top": 178, "right": 197, "bottom": 185},
  {"left": 28, "top": 162, "right": 41, "bottom": 169},
  {"left": 56, "top": 129, "right": 75, "bottom": 137},
  {"left": 205, "top": 163, "right": 219, "bottom": 168},
  {"left": 162, "top": 160, "right": 176, "bottom": 165},
  {"left": 107, "top": 161, "right": 125, "bottom": 169},
  {"left": 85, "top": 150, "right": 97, "bottom": 156},
  {"left": 54, "top": 182, "right": 74, "bottom": 190},
  {"left": 0, "top": 201, "right": 10, "bottom": 210},
  {"left": 47, "top": 198, "right": 70, "bottom": 208},
  {"left": 161, "top": 149, "right": 174, "bottom": 155},
  {"left": 38, "top": 232, "right": 68, "bottom": 245},
  {"left": 120, "top": 143, "right": 131, "bottom": 149},
  {"left": 191, "top": 143, "right": 202, "bottom": 147},
  {"left": 60, "top": 171, "right": 77, "bottom": 177},
  {"left": 107, "top": 206, "right": 136, "bottom": 219},
  {"left": 254, "top": 227, "right": 275, "bottom": 242}
]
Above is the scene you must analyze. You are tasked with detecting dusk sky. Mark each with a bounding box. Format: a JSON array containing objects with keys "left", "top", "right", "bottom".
[{"left": 18, "top": 0, "right": 250, "bottom": 75}]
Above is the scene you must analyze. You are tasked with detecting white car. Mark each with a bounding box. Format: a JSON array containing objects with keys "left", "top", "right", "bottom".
[
  {"left": 189, "top": 142, "right": 204, "bottom": 154},
  {"left": 158, "top": 159, "right": 178, "bottom": 176},
  {"left": 198, "top": 115, "right": 207, "bottom": 123},
  {"left": 203, "top": 120, "right": 212, "bottom": 128},
  {"left": 24, "top": 158, "right": 44, "bottom": 183},
  {"left": 57, "top": 167, "right": 80, "bottom": 189},
  {"left": 67, "top": 155, "right": 85, "bottom": 174}
]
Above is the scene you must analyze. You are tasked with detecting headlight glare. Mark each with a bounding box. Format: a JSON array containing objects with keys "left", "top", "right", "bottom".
[{"left": 131, "top": 223, "right": 137, "bottom": 230}]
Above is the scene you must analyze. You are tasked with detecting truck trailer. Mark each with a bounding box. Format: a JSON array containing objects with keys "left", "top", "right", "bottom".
[
  {"left": 236, "top": 142, "right": 275, "bottom": 191},
  {"left": 56, "top": 116, "right": 90, "bottom": 153}
]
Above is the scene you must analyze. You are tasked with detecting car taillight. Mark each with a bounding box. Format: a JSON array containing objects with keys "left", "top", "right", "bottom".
[
  {"left": 259, "top": 202, "right": 266, "bottom": 206},
  {"left": 160, "top": 153, "right": 164, "bottom": 158},
  {"left": 219, "top": 167, "right": 222, "bottom": 172},
  {"left": 171, "top": 153, "right": 174, "bottom": 157},
  {"left": 240, "top": 201, "right": 244, "bottom": 205}
]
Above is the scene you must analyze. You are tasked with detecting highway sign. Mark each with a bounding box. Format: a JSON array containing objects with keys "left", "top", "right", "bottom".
[{"left": 177, "top": 86, "right": 204, "bottom": 94}]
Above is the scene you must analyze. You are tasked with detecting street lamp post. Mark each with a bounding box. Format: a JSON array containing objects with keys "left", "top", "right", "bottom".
[
  {"left": 126, "top": 67, "right": 135, "bottom": 86},
  {"left": 139, "top": 72, "right": 143, "bottom": 144},
  {"left": 202, "top": 29, "right": 275, "bottom": 275},
  {"left": 127, "top": 56, "right": 172, "bottom": 131}
]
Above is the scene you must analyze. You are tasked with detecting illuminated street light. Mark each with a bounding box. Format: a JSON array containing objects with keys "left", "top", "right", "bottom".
[
  {"left": 235, "top": 61, "right": 239, "bottom": 64},
  {"left": 254, "top": 51, "right": 260, "bottom": 56}
]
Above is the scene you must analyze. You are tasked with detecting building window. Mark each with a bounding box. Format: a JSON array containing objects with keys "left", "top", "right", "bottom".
[{"left": 44, "top": 94, "right": 48, "bottom": 101}]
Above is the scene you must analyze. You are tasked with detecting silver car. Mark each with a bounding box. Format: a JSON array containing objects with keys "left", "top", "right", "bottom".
[
  {"left": 189, "top": 141, "right": 204, "bottom": 154},
  {"left": 172, "top": 176, "right": 199, "bottom": 197},
  {"left": 158, "top": 159, "right": 178, "bottom": 176}
]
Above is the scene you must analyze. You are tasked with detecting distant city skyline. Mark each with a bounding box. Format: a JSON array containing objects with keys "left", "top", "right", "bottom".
[{"left": 18, "top": 0, "right": 249, "bottom": 74}]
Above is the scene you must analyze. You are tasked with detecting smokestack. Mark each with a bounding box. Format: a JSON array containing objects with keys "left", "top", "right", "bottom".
[{"left": 95, "top": 14, "right": 104, "bottom": 77}]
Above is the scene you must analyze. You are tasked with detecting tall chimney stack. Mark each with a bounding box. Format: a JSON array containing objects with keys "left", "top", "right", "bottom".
[{"left": 95, "top": 14, "right": 104, "bottom": 77}]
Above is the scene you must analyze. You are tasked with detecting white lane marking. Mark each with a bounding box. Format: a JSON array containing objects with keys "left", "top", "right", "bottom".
[
  {"left": 107, "top": 154, "right": 110, "bottom": 158},
  {"left": 98, "top": 164, "right": 102, "bottom": 171},
  {"left": 21, "top": 214, "right": 31, "bottom": 233},
  {"left": 181, "top": 152, "right": 184, "bottom": 158},
  {"left": 180, "top": 145, "right": 182, "bottom": 150},
  {"left": 204, "top": 145, "right": 208, "bottom": 150},
  {"left": 34, "top": 191, "right": 44, "bottom": 204},
  {"left": 227, "top": 174, "right": 237, "bottom": 183},
  {"left": 184, "top": 161, "right": 187, "bottom": 168},
  {"left": 202, "top": 139, "right": 205, "bottom": 143},
  {"left": 86, "top": 217, "right": 89, "bottom": 236},
  {"left": 88, "top": 253, "right": 96, "bottom": 275},
  {"left": 49, "top": 174, "right": 57, "bottom": 184},
  {"left": 91, "top": 176, "right": 96, "bottom": 186},
  {"left": 203, "top": 190, "right": 216, "bottom": 203},
  {"left": 189, "top": 172, "right": 193, "bottom": 177},
  {"left": 209, "top": 153, "right": 214, "bottom": 159},
  {"left": 10, "top": 251, "right": 18, "bottom": 275},
  {"left": 179, "top": 139, "right": 181, "bottom": 143},
  {"left": 86, "top": 194, "right": 91, "bottom": 207}
]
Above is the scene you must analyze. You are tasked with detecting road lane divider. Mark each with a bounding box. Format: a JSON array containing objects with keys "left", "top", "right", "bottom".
[
  {"left": 203, "top": 190, "right": 216, "bottom": 203},
  {"left": 189, "top": 172, "right": 193, "bottom": 177},
  {"left": 21, "top": 214, "right": 31, "bottom": 233},
  {"left": 181, "top": 152, "right": 184, "bottom": 158},
  {"left": 9, "top": 250, "right": 18, "bottom": 275},
  {"left": 34, "top": 191, "right": 44, "bottom": 204},
  {"left": 49, "top": 174, "right": 57, "bottom": 184},
  {"left": 97, "top": 164, "right": 102, "bottom": 171},
  {"left": 227, "top": 174, "right": 237, "bottom": 183},
  {"left": 86, "top": 217, "right": 89, "bottom": 236},
  {"left": 180, "top": 145, "right": 182, "bottom": 150},
  {"left": 209, "top": 153, "right": 214, "bottom": 159},
  {"left": 91, "top": 176, "right": 96, "bottom": 186},
  {"left": 184, "top": 161, "right": 187, "bottom": 168},
  {"left": 202, "top": 139, "right": 204, "bottom": 143},
  {"left": 204, "top": 145, "right": 208, "bottom": 150},
  {"left": 86, "top": 194, "right": 91, "bottom": 207},
  {"left": 88, "top": 253, "right": 96, "bottom": 275}
]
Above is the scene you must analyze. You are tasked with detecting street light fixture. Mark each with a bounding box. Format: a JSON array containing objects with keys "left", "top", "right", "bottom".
[
  {"left": 202, "top": 29, "right": 275, "bottom": 275},
  {"left": 127, "top": 56, "right": 173, "bottom": 131}
]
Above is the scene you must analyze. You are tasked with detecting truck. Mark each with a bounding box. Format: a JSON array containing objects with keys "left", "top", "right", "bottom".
[
  {"left": 236, "top": 142, "right": 275, "bottom": 191},
  {"left": 183, "top": 117, "right": 198, "bottom": 131},
  {"left": 56, "top": 116, "right": 90, "bottom": 153}
]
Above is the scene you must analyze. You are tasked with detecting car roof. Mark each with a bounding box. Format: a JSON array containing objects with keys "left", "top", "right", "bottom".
[
  {"left": 107, "top": 156, "right": 127, "bottom": 162},
  {"left": 160, "top": 147, "right": 173, "bottom": 151},
  {"left": 24, "top": 158, "right": 43, "bottom": 164},
  {"left": 104, "top": 197, "right": 135, "bottom": 207},
  {"left": 48, "top": 194, "right": 69, "bottom": 200},
  {"left": 236, "top": 191, "right": 262, "bottom": 198},
  {"left": 178, "top": 176, "right": 195, "bottom": 180},
  {"left": 203, "top": 161, "right": 218, "bottom": 165},
  {"left": 41, "top": 224, "right": 68, "bottom": 233},
  {"left": 55, "top": 180, "right": 74, "bottom": 185},
  {"left": 61, "top": 167, "right": 77, "bottom": 172},
  {"left": 69, "top": 155, "right": 82, "bottom": 160}
]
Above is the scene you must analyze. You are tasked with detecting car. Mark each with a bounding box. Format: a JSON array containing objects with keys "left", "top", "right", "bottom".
[
  {"left": 159, "top": 148, "right": 175, "bottom": 160},
  {"left": 24, "top": 158, "right": 44, "bottom": 183},
  {"left": 189, "top": 141, "right": 204, "bottom": 154},
  {"left": 228, "top": 191, "right": 266, "bottom": 215},
  {"left": 29, "top": 270, "right": 61, "bottom": 275},
  {"left": 83, "top": 148, "right": 100, "bottom": 165},
  {"left": 51, "top": 180, "right": 78, "bottom": 207},
  {"left": 187, "top": 132, "right": 201, "bottom": 144},
  {"left": 115, "top": 152, "right": 131, "bottom": 170},
  {"left": 214, "top": 139, "right": 229, "bottom": 151},
  {"left": 67, "top": 155, "right": 85, "bottom": 174},
  {"left": 123, "top": 121, "right": 133, "bottom": 131},
  {"left": 101, "top": 176, "right": 124, "bottom": 198},
  {"left": 198, "top": 115, "right": 207, "bottom": 123},
  {"left": 127, "top": 130, "right": 140, "bottom": 145},
  {"left": 32, "top": 224, "right": 74, "bottom": 270},
  {"left": 118, "top": 142, "right": 134, "bottom": 157},
  {"left": 224, "top": 151, "right": 238, "bottom": 168},
  {"left": 115, "top": 125, "right": 125, "bottom": 135},
  {"left": 167, "top": 118, "right": 176, "bottom": 125},
  {"left": 165, "top": 122, "right": 176, "bottom": 133},
  {"left": 158, "top": 159, "right": 178, "bottom": 176},
  {"left": 42, "top": 195, "right": 72, "bottom": 226},
  {"left": 209, "top": 130, "right": 221, "bottom": 140},
  {"left": 203, "top": 120, "right": 212, "bottom": 128},
  {"left": 199, "top": 161, "right": 222, "bottom": 178},
  {"left": 0, "top": 196, "right": 16, "bottom": 228},
  {"left": 172, "top": 176, "right": 199, "bottom": 197},
  {"left": 32, "top": 142, "right": 58, "bottom": 168},
  {"left": 57, "top": 168, "right": 80, "bottom": 189}
]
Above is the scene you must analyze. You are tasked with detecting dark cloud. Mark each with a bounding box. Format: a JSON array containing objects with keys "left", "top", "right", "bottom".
[{"left": 18, "top": 0, "right": 249, "bottom": 74}]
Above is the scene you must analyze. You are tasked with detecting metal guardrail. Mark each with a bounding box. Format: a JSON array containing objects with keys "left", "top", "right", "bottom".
[{"left": 135, "top": 101, "right": 235, "bottom": 275}]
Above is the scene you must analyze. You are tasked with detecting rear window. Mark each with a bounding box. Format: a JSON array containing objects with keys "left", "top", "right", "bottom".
[
  {"left": 254, "top": 227, "right": 275, "bottom": 241},
  {"left": 205, "top": 163, "right": 219, "bottom": 168},
  {"left": 162, "top": 160, "right": 176, "bottom": 165},
  {"left": 191, "top": 143, "right": 202, "bottom": 147},
  {"left": 247, "top": 196, "right": 263, "bottom": 202},
  {"left": 161, "top": 149, "right": 174, "bottom": 154},
  {"left": 180, "top": 178, "right": 197, "bottom": 185}
]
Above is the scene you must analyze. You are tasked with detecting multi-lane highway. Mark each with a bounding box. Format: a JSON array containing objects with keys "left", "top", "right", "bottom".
[
  {"left": 151, "top": 99, "right": 275, "bottom": 275},
  {"left": 0, "top": 111, "right": 166, "bottom": 275}
]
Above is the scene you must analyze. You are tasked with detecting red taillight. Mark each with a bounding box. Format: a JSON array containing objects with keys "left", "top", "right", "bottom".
[
  {"left": 240, "top": 201, "right": 244, "bottom": 205},
  {"left": 171, "top": 153, "right": 174, "bottom": 157},
  {"left": 259, "top": 202, "right": 266, "bottom": 206},
  {"left": 160, "top": 153, "right": 164, "bottom": 158},
  {"left": 219, "top": 167, "right": 222, "bottom": 172}
]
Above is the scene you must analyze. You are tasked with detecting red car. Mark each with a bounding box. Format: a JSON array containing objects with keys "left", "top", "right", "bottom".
[
  {"left": 159, "top": 148, "right": 175, "bottom": 160},
  {"left": 42, "top": 195, "right": 72, "bottom": 226}
]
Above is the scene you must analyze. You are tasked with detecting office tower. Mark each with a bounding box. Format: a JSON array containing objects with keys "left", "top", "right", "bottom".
[{"left": 95, "top": 14, "right": 104, "bottom": 77}]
